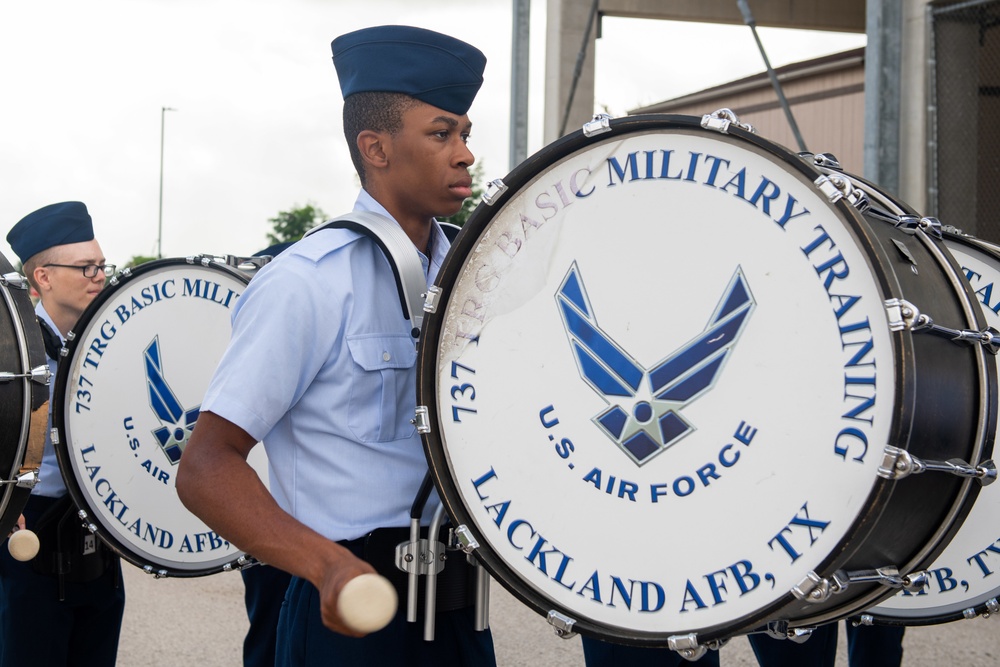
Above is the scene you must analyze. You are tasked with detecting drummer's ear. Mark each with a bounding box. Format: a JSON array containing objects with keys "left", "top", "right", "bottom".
[
  {"left": 32, "top": 266, "right": 53, "bottom": 293},
  {"left": 357, "top": 130, "right": 388, "bottom": 172}
]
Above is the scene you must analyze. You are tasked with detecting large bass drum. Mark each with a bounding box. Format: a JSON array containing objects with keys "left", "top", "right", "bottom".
[
  {"left": 52, "top": 256, "right": 269, "bottom": 577},
  {"left": 838, "top": 177, "right": 1000, "bottom": 626},
  {"left": 0, "top": 250, "right": 48, "bottom": 539},
  {"left": 415, "top": 113, "right": 996, "bottom": 649}
]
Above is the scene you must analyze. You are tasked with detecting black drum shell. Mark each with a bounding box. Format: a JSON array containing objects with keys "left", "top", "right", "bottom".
[{"left": 0, "top": 250, "right": 48, "bottom": 540}]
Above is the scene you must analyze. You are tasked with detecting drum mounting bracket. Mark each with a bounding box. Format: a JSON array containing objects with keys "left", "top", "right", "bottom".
[
  {"left": 879, "top": 445, "right": 997, "bottom": 486},
  {"left": 395, "top": 537, "right": 446, "bottom": 577}
]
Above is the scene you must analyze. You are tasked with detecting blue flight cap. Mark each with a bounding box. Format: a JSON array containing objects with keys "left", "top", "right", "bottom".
[
  {"left": 332, "top": 25, "right": 486, "bottom": 115},
  {"left": 7, "top": 201, "right": 94, "bottom": 264}
]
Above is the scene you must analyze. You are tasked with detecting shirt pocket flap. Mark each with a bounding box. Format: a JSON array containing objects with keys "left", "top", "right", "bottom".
[{"left": 347, "top": 334, "right": 417, "bottom": 371}]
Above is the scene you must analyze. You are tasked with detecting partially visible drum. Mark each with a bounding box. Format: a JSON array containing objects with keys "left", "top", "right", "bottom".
[
  {"left": 52, "top": 256, "right": 269, "bottom": 577},
  {"left": 835, "top": 176, "right": 1000, "bottom": 625},
  {"left": 0, "top": 250, "right": 48, "bottom": 539},
  {"left": 415, "top": 113, "right": 996, "bottom": 651}
]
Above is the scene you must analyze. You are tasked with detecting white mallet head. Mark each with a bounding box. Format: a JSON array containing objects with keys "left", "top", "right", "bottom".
[
  {"left": 7, "top": 530, "right": 40, "bottom": 562},
  {"left": 337, "top": 572, "right": 399, "bottom": 634}
]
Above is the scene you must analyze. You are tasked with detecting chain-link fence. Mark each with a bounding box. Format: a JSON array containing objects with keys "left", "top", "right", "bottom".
[{"left": 930, "top": 0, "right": 1000, "bottom": 240}]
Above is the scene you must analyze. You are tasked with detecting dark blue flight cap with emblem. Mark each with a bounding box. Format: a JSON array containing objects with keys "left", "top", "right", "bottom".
[
  {"left": 7, "top": 201, "right": 94, "bottom": 264},
  {"left": 331, "top": 25, "right": 486, "bottom": 115}
]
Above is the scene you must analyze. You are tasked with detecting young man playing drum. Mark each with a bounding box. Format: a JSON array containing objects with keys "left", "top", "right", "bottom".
[
  {"left": 177, "top": 25, "right": 496, "bottom": 666},
  {"left": 0, "top": 202, "right": 125, "bottom": 666}
]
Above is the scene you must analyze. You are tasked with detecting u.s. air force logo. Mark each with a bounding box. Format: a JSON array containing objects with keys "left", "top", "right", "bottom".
[
  {"left": 556, "top": 262, "right": 755, "bottom": 466},
  {"left": 144, "top": 336, "right": 200, "bottom": 464}
]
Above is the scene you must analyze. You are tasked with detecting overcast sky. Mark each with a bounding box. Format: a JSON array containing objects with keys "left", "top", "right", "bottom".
[{"left": 0, "top": 1, "right": 865, "bottom": 265}]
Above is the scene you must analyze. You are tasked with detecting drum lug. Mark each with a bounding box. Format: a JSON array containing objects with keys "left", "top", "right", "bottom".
[
  {"left": 0, "top": 469, "right": 38, "bottom": 489},
  {"left": 884, "top": 298, "right": 922, "bottom": 332},
  {"left": 700, "top": 108, "right": 755, "bottom": 134},
  {"left": 412, "top": 406, "right": 431, "bottom": 434},
  {"left": 0, "top": 365, "right": 51, "bottom": 386},
  {"left": 667, "top": 634, "right": 707, "bottom": 661},
  {"left": 879, "top": 445, "right": 998, "bottom": 486},
  {"left": 855, "top": 614, "right": 875, "bottom": 627},
  {"left": 50, "top": 428, "right": 60, "bottom": 445},
  {"left": 546, "top": 610, "right": 577, "bottom": 639},
  {"left": 582, "top": 114, "right": 612, "bottom": 137},
  {"left": 453, "top": 524, "right": 480, "bottom": 555},
  {"left": 0, "top": 272, "right": 28, "bottom": 290},
  {"left": 893, "top": 216, "right": 943, "bottom": 239},
  {"left": 423, "top": 285, "right": 442, "bottom": 314},
  {"left": 482, "top": 179, "right": 509, "bottom": 206}
]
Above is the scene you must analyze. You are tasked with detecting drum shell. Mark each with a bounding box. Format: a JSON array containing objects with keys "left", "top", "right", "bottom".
[
  {"left": 0, "top": 251, "right": 48, "bottom": 540},
  {"left": 860, "top": 228, "right": 1000, "bottom": 625},
  {"left": 51, "top": 257, "right": 266, "bottom": 577},
  {"left": 417, "top": 114, "right": 995, "bottom": 645}
]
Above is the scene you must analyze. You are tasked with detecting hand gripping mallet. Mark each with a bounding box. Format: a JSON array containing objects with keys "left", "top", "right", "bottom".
[{"left": 337, "top": 572, "right": 399, "bottom": 634}]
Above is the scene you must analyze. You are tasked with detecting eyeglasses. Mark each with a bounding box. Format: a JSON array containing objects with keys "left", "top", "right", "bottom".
[{"left": 42, "top": 263, "right": 117, "bottom": 278}]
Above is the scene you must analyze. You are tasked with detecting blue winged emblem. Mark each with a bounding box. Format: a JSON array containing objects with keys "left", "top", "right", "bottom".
[
  {"left": 145, "top": 336, "right": 200, "bottom": 464},
  {"left": 556, "top": 262, "right": 755, "bottom": 466}
]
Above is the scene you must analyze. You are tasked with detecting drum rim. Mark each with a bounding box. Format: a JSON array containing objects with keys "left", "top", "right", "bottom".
[
  {"left": 52, "top": 257, "right": 251, "bottom": 577},
  {"left": 0, "top": 250, "right": 48, "bottom": 540},
  {"left": 418, "top": 113, "right": 937, "bottom": 644}
]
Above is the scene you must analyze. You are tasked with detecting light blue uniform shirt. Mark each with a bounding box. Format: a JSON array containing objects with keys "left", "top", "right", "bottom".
[
  {"left": 33, "top": 303, "right": 67, "bottom": 498},
  {"left": 202, "top": 191, "right": 449, "bottom": 542}
]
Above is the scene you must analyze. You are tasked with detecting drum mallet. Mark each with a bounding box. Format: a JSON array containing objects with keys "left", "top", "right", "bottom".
[
  {"left": 7, "top": 529, "right": 39, "bottom": 562},
  {"left": 337, "top": 572, "right": 398, "bottom": 634}
]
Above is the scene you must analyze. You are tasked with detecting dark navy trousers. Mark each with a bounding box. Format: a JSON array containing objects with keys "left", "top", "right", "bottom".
[
  {"left": 582, "top": 635, "right": 722, "bottom": 666},
  {"left": 0, "top": 494, "right": 125, "bottom": 667},
  {"left": 274, "top": 575, "right": 496, "bottom": 666},
  {"left": 747, "top": 622, "right": 905, "bottom": 666}
]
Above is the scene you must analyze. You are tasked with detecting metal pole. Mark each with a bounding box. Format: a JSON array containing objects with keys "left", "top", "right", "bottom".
[
  {"left": 510, "top": 0, "right": 531, "bottom": 170},
  {"left": 736, "top": 0, "right": 808, "bottom": 153},
  {"left": 158, "top": 106, "right": 176, "bottom": 259}
]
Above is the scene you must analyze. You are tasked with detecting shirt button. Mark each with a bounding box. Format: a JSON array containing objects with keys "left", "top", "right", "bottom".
[{"left": 383, "top": 351, "right": 391, "bottom": 361}]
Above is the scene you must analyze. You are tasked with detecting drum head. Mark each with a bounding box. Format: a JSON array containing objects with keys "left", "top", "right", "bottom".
[
  {"left": 866, "top": 230, "right": 1000, "bottom": 624},
  {"left": 0, "top": 250, "right": 48, "bottom": 539},
  {"left": 417, "top": 115, "right": 992, "bottom": 645},
  {"left": 53, "top": 258, "right": 268, "bottom": 576}
]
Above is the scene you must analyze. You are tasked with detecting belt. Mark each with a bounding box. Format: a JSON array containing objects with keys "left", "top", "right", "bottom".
[{"left": 338, "top": 526, "right": 475, "bottom": 614}]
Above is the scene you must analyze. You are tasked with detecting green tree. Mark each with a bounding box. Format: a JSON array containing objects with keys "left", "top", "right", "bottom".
[
  {"left": 441, "top": 161, "right": 487, "bottom": 228},
  {"left": 124, "top": 255, "right": 157, "bottom": 270},
  {"left": 266, "top": 203, "right": 327, "bottom": 246}
]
